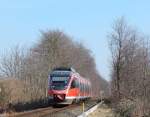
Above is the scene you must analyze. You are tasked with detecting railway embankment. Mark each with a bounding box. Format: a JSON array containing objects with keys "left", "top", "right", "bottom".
[
  {"left": 0, "top": 99, "right": 116, "bottom": 117},
  {"left": 0, "top": 99, "right": 99, "bottom": 117},
  {"left": 87, "top": 103, "right": 115, "bottom": 117}
]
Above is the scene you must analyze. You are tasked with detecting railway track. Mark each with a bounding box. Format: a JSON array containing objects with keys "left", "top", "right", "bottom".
[
  {"left": 7, "top": 104, "right": 79, "bottom": 117},
  {"left": 6, "top": 99, "right": 100, "bottom": 117}
]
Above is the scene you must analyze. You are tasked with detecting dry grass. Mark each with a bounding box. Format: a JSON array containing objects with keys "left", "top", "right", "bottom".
[
  {"left": 0, "top": 78, "right": 24, "bottom": 103},
  {"left": 88, "top": 104, "right": 115, "bottom": 117}
]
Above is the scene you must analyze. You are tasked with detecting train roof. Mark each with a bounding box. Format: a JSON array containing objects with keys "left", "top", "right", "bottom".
[
  {"left": 52, "top": 67, "right": 76, "bottom": 72},
  {"left": 50, "top": 67, "right": 91, "bottom": 85}
]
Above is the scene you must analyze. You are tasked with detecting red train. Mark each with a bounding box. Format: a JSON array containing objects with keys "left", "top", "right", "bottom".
[{"left": 48, "top": 67, "right": 92, "bottom": 104}]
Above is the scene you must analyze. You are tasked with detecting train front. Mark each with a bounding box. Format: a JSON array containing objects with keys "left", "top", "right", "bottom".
[{"left": 48, "top": 69, "right": 71, "bottom": 104}]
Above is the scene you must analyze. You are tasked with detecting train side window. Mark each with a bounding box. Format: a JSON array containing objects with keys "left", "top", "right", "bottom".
[
  {"left": 80, "top": 82, "right": 83, "bottom": 92},
  {"left": 84, "top": 83, "right": 85, "bottom": 93},
  {"left": 85, "top": 84, "right": 87, "bottom": 92},
  {"left": 71, "top": 80, "right": 76, "bottom": 88},
  {"left": 76, "top": 80, "right": 79, "bottom": 88},
  {"left": 82, "top": 83, "right": 84, "bottom": 92},
  {"left": 79, "top": 82, "right": 82, "bottom": 91},
  {"left": 71, "top": 79, "right": 79, "bottom": 89},
  {"left": 87, "top": 85, "right": 89, "bottom": 93}
]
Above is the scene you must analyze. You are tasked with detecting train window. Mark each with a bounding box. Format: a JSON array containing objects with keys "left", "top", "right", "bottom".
[
  {"left": 83, "top": 83, "right": 84, "bottom": 92},
  {"left": 82, "top": 83, "right": 84, "bottom": 92},
  {"left": 87, "top": 84, "right": 89, "bottom": 93},
  {"left": 80, "top": 82, "right": 87, "bottom": 93},
  {"left": 80, "top": 82, "right": 82, "bottom": 91},
  {"left": 79, "top": 82, "right": 81, "bottom": 91},
  {"left": 85, "top": 84, "right": 87, "bottom": 92},
  {"left": 81, "top": 84, "right": 82, "bottom": 91},
  {"left": 84, "top": 83, "right": 86, "bottom": 93},
  {"left": 75, "top": 80, "right": 79, "bottom": 88},
  {"left": 71, "top": 80, "right": 76, "bottom": 88},
  {"left": 81, "top": 83, "right": 84, "bottom": 92},
  {"left": 71, "top": 79, "right": 80, "bottom": 89}
]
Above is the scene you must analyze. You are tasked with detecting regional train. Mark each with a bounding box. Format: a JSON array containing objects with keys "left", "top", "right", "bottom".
[{"left": 48, "top": 67, "right": 92, "bottom": 104}]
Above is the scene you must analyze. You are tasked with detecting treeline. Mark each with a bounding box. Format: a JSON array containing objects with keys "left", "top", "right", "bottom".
[
  {"left": 0, "top": 30, "right": 109, "bottom": 107},
  {"left": 109, "top": 17, "right": 150, "bottom": 117}
]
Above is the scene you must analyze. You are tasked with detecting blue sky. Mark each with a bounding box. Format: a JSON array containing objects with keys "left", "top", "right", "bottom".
[{"left": 0, "top": 0, "right": 150, "bottom": 80}]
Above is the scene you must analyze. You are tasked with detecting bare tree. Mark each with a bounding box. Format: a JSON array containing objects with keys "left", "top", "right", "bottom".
[
  {"left": 109, "top": 17, "right": 150, "bottom": 116},
  {"left": 108, "top": 17, "right": 129, "bottom": 99},
  {"left": 0, "top": 46, "right": 26, "bottom": 79}
]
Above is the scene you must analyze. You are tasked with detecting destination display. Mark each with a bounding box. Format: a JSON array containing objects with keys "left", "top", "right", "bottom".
[{"left": 52, "top": 77, "right": 68, "bottom": 81}]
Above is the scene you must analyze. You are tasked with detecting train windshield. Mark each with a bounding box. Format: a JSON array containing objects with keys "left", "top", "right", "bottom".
[{"left": 49, "top": 71, "right": 70, "bottom": 90}]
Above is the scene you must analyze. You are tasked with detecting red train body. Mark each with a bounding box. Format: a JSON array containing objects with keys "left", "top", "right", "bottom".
[{"left": 48, "top": 67, "right": 92, "bottom": 104}]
